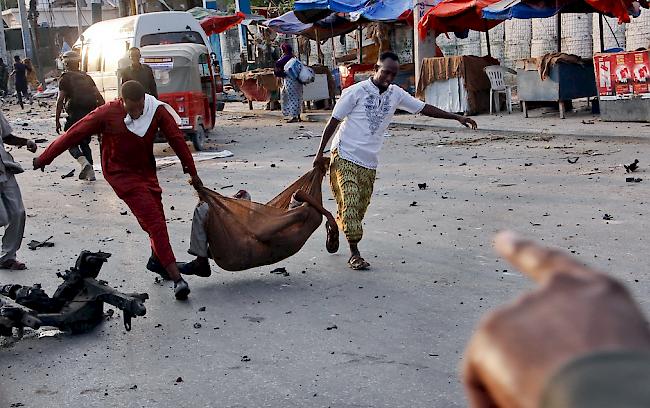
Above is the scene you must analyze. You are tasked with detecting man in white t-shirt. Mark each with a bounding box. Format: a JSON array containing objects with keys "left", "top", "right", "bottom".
[{"left": 313, "top": 51, "right": 477, "bottom": 270}]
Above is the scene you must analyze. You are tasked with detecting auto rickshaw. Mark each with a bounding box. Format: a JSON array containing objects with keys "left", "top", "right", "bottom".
[{"left": 120, "top": 43, "right": 217, "bottom": 151}]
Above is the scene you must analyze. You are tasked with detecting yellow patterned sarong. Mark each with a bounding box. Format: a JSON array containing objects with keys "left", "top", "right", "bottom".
[{"left": 329, "top": 151, "right": 376, "bottom": 244}]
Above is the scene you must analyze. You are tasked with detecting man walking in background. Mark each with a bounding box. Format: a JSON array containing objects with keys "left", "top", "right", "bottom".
[
  {"left": 56, "top": 51, "right": 105, "bottom": 181},
  {"left": 120, "top": 47, "right": 158, "bottom": 98}
]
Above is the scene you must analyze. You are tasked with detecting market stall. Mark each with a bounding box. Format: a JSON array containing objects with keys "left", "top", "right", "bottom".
[
  {"left": 340, "top": 62, "right": 417, "bottom": 94},
  {"left": 516, "top": 54, "right": 597, "bottom": 118},
  {"left": 265, "top": 0, "right": 414, "bottom": 107},
  {"left": 416, "top": 56, "right": 498, "bottom": 114},
  {"left": 595, "top": 50, "right": 650, "bottom": 122},
  {"left": 303, "top": 65, "right": 337, "bottom": 106},
  {"left": 230, "top": 68, "right": 279, "bottom": 109}
]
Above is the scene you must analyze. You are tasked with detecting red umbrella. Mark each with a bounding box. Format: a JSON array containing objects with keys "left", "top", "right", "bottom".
[
  {"left": 200, "top": 12, "right": 246, "bottom": 36},
  {"left": 418, "top": 0, "right": 504, "bottom": 39}
]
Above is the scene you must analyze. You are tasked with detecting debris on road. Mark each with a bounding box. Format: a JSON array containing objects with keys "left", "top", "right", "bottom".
[
  {"left": 624, "top": 159, "right": 639, "bottom": 173},
  {"left": 27, "top": 236, "right": 54, "bottom": 250},
  {"left": 270, "top": 267, "right": 289, "bottom": 276}
]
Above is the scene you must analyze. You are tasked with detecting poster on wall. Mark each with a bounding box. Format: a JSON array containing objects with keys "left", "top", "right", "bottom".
[
  {"left": 595, "top": 51, "right": 650, "bottom": 100},
  {"left": 594, "top": 53, "right": 615, "bottom": 100},
  {"left": 631, "top": 51, "right": 650, "bottom": 97}
]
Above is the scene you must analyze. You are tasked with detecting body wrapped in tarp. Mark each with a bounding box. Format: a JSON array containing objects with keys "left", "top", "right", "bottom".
[{"left": 198, "top": 161, "right": 327, "bottom": 271}]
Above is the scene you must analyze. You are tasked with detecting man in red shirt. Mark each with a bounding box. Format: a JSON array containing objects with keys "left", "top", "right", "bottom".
[{"left": 34, "top": 81, "right": 202, "bottom": 300}]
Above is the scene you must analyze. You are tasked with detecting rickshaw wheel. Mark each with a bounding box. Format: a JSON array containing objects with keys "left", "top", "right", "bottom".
[{"left": 192, "top": 126, "right": 206, "bottom": 151}]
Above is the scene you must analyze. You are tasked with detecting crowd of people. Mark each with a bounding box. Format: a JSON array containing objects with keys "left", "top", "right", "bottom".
[{"left": 0, "top": 44, "right": 648, "bottom": 407}]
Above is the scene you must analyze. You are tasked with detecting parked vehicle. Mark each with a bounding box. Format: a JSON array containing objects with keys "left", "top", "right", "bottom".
[
  {"left": 73, "top": 11, "right": 213, "bottom": 101},
  {"left": 130, "top": 43, "right": 217, "bottom": 151}
]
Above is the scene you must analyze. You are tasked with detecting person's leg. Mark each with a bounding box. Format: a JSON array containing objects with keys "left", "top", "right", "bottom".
[
  {"left": 0, "top": 176, "right": 26, "bottom": 268},
  {"left": 16, "top": 87, "right": 23, "bottom": 109},
  {"left": 329, "top": 154, "right": 373, "bottom": 269},
  {"left": 181, "top": 202, "right": 212, "bottom": 277},
  {"left": 66, "top": 116, "right": 95, "bottom": 181},
  {"left": 188, "top": 202, "right": 210, "bottom": 258},
  {"left": 292, "top": 190, "right": 339, "bottom": 253},
  {"left": 121, "top": 187, "right": 190, "bottom": 299},
  {"left": 79, "top": 136, "right": 94, "bottom": 165},
  {"left": 78, "top": 136, "right": 96, "bottom": 181},
  {"left": 351, "top": 164, "right": 376, "bottom": 263}
]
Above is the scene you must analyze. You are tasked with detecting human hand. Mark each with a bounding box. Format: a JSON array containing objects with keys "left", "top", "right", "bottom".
[
  {"left": 458, "top": 116, "right": 477, "bottom": 129},
  {"left": 463, "top": 231, "right": 650, "bottom": 408},
  {"left": 33, "top": 157, "right": 44, "bottom": 171},
  {"left": 26, "top": 140, "right": 37, "bottom": 153}
]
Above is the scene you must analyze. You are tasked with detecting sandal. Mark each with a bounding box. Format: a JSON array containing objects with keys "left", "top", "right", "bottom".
[
  {"left": 0, "top": 259, "right": 26, "bottom": 270},
  {"left": 348, "top": 255, "right": 370, "bottom": 271},
  {"left": 325, "top": 220, "right": 339, "bottom": 254}
]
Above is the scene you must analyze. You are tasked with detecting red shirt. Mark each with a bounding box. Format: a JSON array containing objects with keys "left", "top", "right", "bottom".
[{"left": 39, "top": 100, "right": 197, "bottom": 197}]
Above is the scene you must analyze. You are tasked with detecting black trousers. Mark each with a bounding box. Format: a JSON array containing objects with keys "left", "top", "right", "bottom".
[{"left": 65, "top": 113, "right": 93, "bottom": 165}]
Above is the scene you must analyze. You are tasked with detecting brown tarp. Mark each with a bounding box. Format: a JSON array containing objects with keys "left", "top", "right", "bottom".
[
  {"left": 416, "top": 55, "right": 498, "bottom": 114},
  {"left": 538, "top": 53, "right": 588, "bottom": 80},
  {"left": 231, "top": 68, "right": 280, "bottom": 91},
  {"left": 515, "top": 53, "right": 590, "bottom": 80},
  {"left": 198, "top": 160, "right": 328, "bottom": 271}
]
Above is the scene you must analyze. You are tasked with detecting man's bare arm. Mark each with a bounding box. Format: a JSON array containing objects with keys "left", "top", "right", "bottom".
[
  {"left": 420, "top": 104, "right": 477, "bottom": 129},
  {"left": 55, "top": 90, "right": 66, "bottom": 133},
  {"left": 313, "top": 117, "right": 341, "bottom": 167}
]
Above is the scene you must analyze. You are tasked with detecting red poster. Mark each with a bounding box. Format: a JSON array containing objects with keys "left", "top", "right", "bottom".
[
  {"left": 594, "top": 54, "right": 614, "bottom": 98},
  {"left": 613, "top": 53, "right": 633, "bottom": 96},
  {"left": 631, "top": 50, "right": 650, "bottom": 96}
]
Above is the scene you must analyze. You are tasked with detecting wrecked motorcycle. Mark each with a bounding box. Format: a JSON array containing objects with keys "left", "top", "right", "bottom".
[{"left": 0, "top": 251, "right": 148, "bottom": 336}]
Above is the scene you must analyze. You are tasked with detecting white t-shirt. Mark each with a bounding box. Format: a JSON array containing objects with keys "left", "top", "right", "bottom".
[{"left": 331, "top": 79, "right": 425, "bottom": 170}]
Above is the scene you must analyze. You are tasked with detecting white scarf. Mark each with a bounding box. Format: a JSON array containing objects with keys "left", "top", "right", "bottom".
[{"left": 124, "top": 93, "right": 181, "bottom": 137}]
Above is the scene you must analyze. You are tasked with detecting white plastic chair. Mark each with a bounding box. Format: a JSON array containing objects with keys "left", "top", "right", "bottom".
[{"left": 484, "top": 65, "right": 516, "bottom": 114}]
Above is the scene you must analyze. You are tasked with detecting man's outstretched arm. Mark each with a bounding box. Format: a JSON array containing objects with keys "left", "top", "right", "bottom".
[
  {"left": 157, "top": 107, "right": 201, "bottom": 188},
  {"left": 420, "top": 104, "right": 477, "bottom": 129},
  {"left": 55, "top": 89, "right": 66, "bottom": 134},
  {"left": 34, "top": 106, "right": 104, "bottom": 170},
  {"left": 312, "top": 117, "right": 340, "bottom": 167}
]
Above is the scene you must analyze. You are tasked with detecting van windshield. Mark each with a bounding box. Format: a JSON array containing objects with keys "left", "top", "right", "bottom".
[{"left": 140, "top": 31, "right": 204, "bottom": 46}]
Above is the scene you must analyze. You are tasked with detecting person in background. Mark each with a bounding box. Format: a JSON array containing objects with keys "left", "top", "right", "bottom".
[
  {"left": 464, "top": 231, "right": 650, "bottom": 408},
  {"left": 0, "top": 59, "right": 9, "bottom": 97},
  {"left": 23, "top": 58, "right": 39, "bottom": 94},
  {"left": 120, "top": 47, "right": 158, "bottom": 98},
  {"left": 0, "top": 111, "right": 37, "bottom": 270},
  {"left": 56, "top": 51, "right": 104, "bottom": 181},
  {"left": 274, "top": 42, "right": 303, "bottom": 123},
  {"left": 11, "top": 56, "right": 29, "bottom": 109}
]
